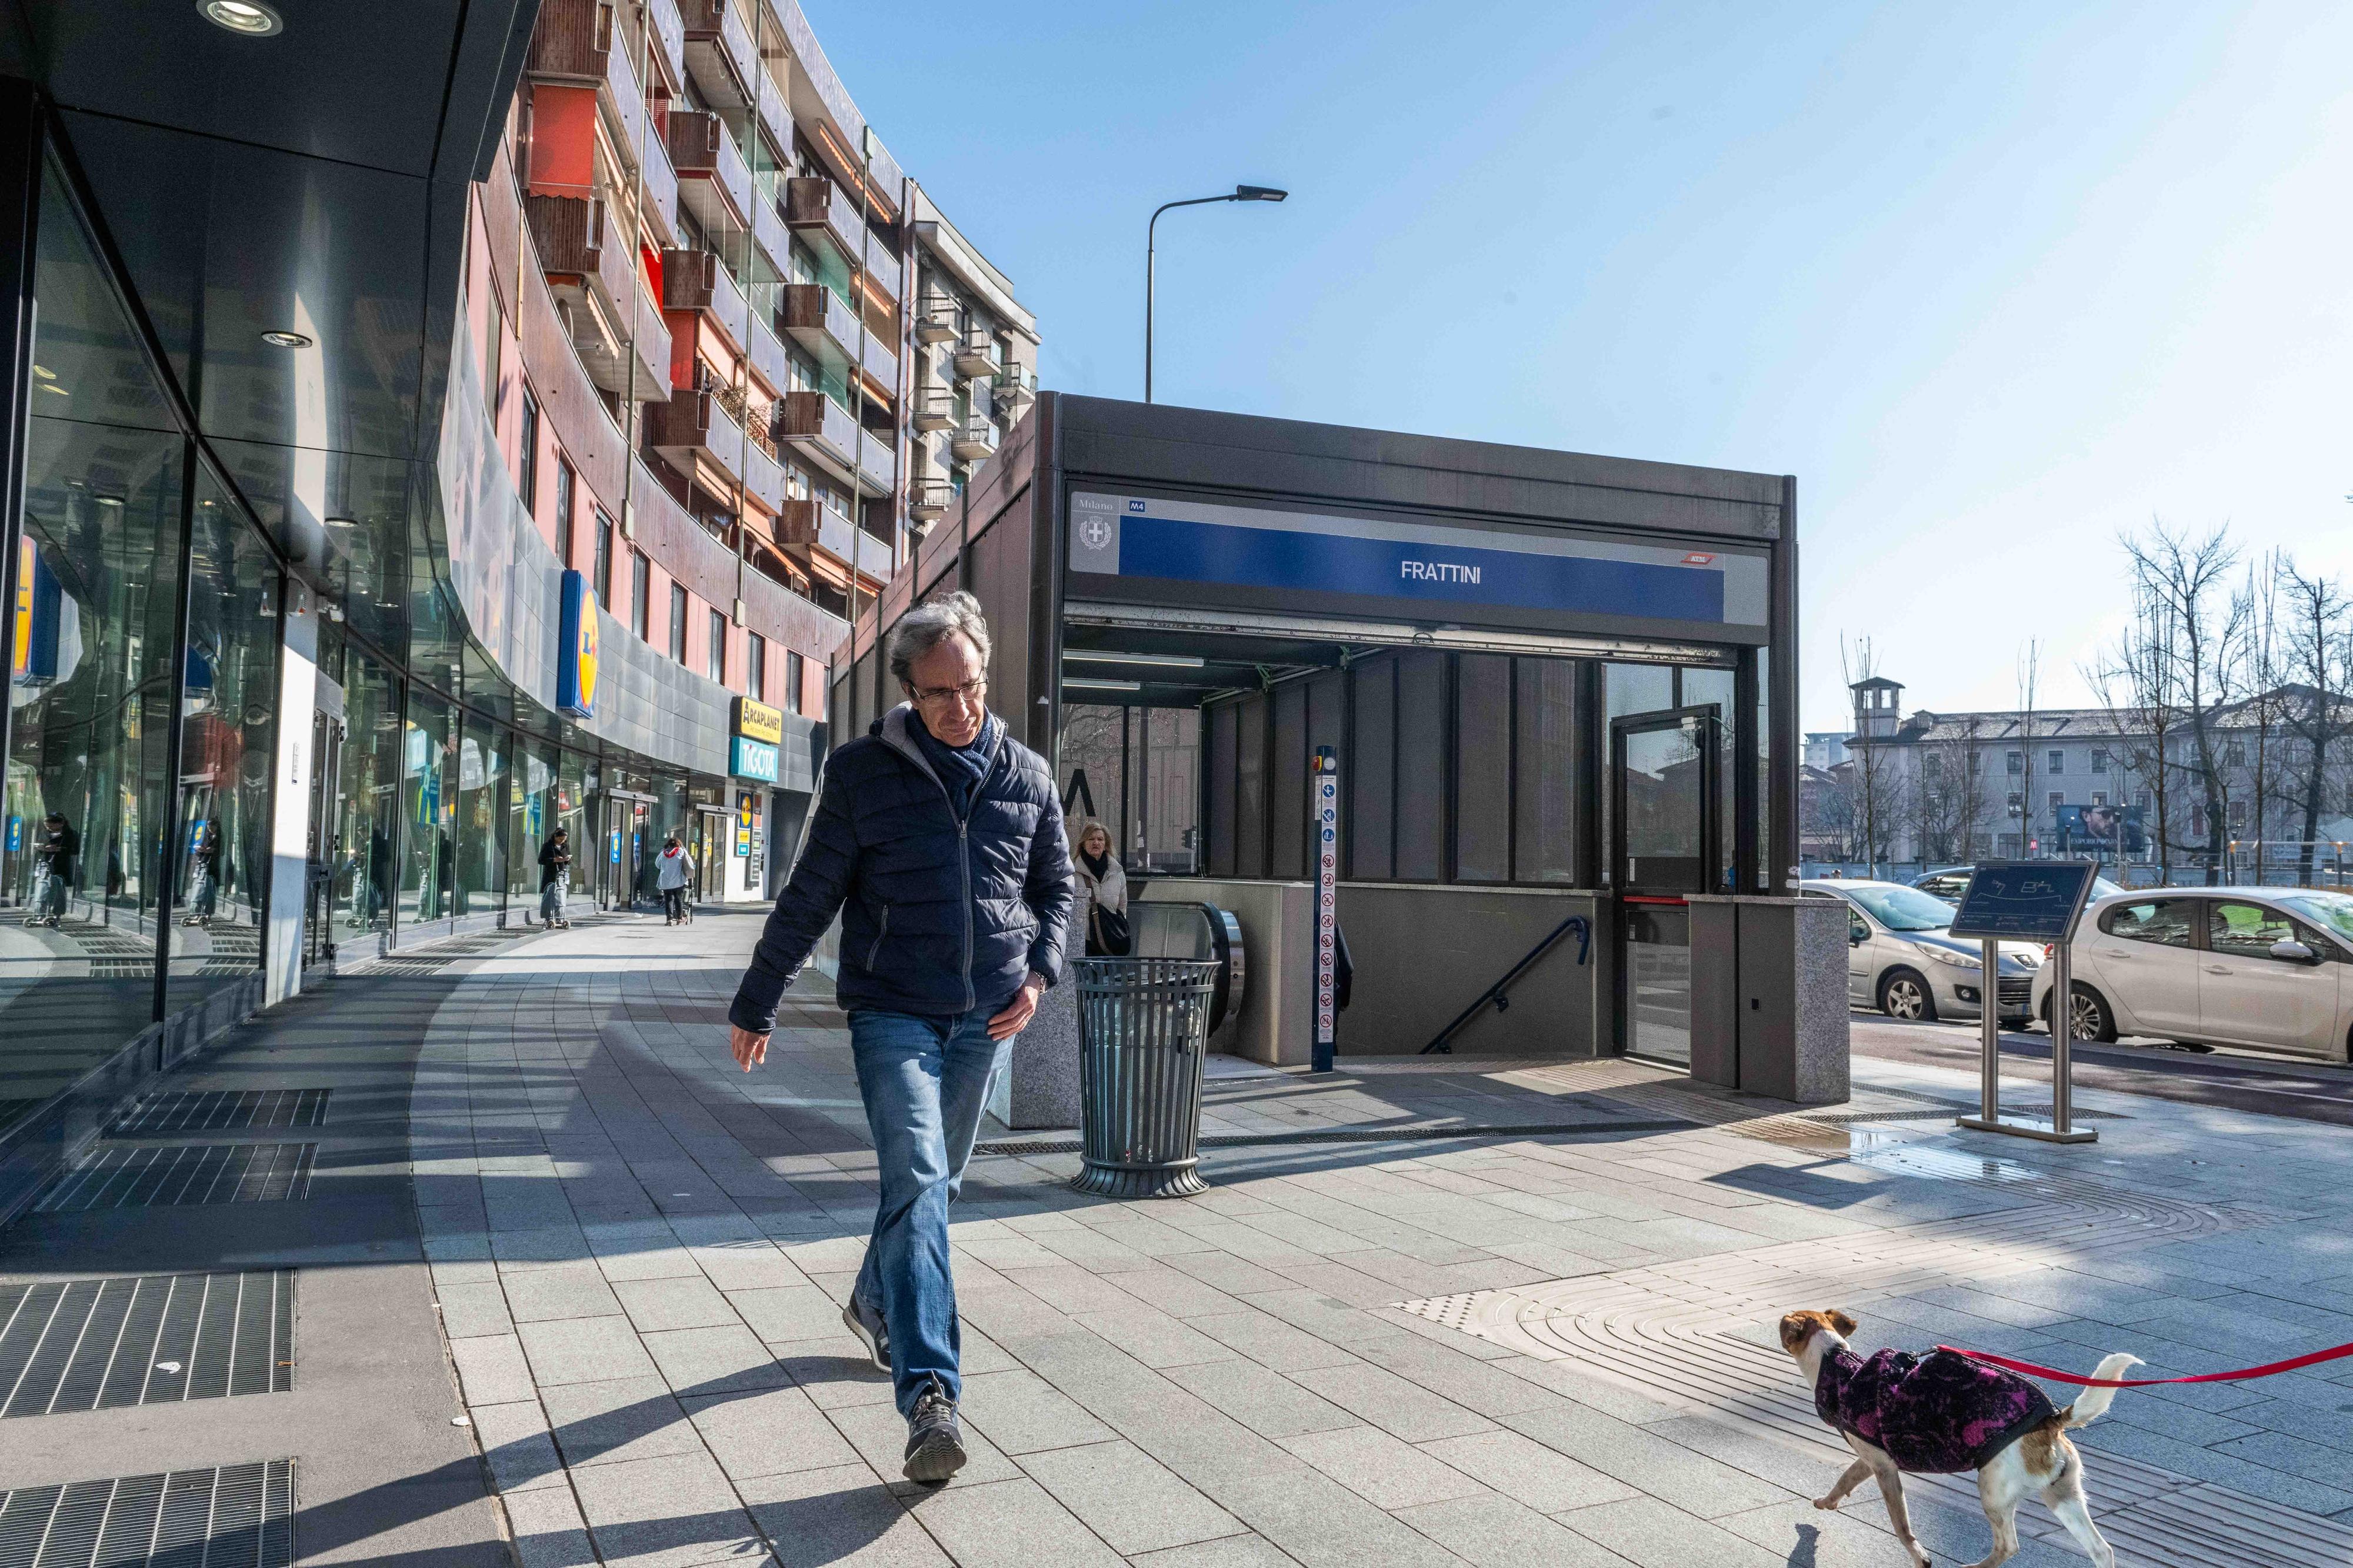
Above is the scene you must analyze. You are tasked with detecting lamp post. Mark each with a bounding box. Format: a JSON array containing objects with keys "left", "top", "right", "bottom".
[{"left": 1146, "top": 185, "right": 1288, "bottom": 402}]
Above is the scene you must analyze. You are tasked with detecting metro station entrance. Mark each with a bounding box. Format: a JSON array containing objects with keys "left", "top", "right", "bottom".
[
  {"left": 834, "top": 394, "right": 1801, "bottom": 1071},
  {"left": 1613, "top": 705, "right": 1723, "bottom": 1066}
]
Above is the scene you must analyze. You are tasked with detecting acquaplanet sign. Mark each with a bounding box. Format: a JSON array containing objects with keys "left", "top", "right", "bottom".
[{"left": 1065, "top": 491, "right": 1768, "bottom": 633}]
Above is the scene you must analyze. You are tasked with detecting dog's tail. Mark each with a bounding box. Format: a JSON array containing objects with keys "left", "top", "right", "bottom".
[{"left": 2057, "top": 1353, "right": 2143, "bottom": 1430}]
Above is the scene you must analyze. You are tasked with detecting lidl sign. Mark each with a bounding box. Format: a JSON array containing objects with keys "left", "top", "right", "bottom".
[{"left": 557, "top": 569, "right": 598, "bottom": 718}]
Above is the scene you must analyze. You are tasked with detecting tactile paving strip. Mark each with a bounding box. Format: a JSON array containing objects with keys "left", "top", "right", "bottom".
[
  {"left": 32, "top": 1145, "right": 315, "bottom": 1213},
  {"left": 109, "top": 1090, "right": 329, "bottom": 1137},
  {"left": 0, "top": 1460, "right": 294, "bottom": 1567},
  {"left": 1396, "top": 1161, "right": 2334, "bottom": 1566},
  {"left": 0, "top": 1272, "right": 294, "bottom": 1417}
]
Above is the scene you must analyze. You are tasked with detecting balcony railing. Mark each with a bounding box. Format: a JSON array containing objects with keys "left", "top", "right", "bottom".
[
  {"left": 526, "top": 192, "right": 669, "bottom": 403},
  {"left": 525, "top": 0, "right": 608, "bottom": 79},
  {"left": 994, "top": 363, "right": 1035, "bottom": 420},
  {"left": 912, "top": 293, "right": 956, "bottom": 346},
  {"left": 782, "top": 282, "right": 860, "bottom": 366},
  {"left": 782, "top": 176, "right": 901, "bottom": 305},
  {"left": 661, "top": 245, "right": 749, "bottom": 351},
  {"left": 950, "top": 326, "right": 997, "bottom": 382},
  {"left": 676, "top": 0, "right": 756, "bottom": 107},
  {"left": 949, "top": 418, "right": 996, "bottom": 463},
  {"left": 668, "top": 110, "right": 751, "bottom": 231},
  {"left": 910, "top": 386, "right": 955, "bottom": 433},
  {"left": 775, "top": 391, "right": 896, "bottom": 497},
  {"left": 908, "top": 480, "right": 954, "bottom": 523}
]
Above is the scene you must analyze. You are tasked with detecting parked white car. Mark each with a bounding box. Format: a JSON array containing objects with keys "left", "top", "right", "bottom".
[
  {"left": 1801, "top": 879, "right": 2044, "bottom": 1023},
  {"left": 2031, "top": 887, "right": 2353, "bottom": 1060}
]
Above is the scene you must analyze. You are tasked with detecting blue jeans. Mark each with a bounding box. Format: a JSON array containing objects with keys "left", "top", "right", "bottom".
[{"left": 846, "top": 1005, "right": 1008, "bottom": 1416}]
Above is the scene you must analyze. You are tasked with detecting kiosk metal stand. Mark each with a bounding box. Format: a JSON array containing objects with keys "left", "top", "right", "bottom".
[{"left": 1949, "top": 860, "right": 2099, "bottom": 1145}]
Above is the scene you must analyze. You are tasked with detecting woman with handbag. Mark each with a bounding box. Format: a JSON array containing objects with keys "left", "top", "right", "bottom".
[{"left": 1072, "top": 820, "right": 1130, "bottom": 956}]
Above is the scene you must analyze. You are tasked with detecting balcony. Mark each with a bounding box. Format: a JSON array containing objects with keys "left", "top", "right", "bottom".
[
  {"left": 908, "top": 481, "right": 954, "bottom": 525},
  {"left": 950, "top": 325, "right": 998, "bottom": 382},
  {"left": 526, "top": 192, "right": 669, "bottom": 402},
  {"left": 677, "top": 0, "right": 755, "bottom": 109},
  {"left": 859, "top": 320, "right": 898, "bottom": 389},
  {"left": 668, "top": 110, "right": 751, "bottom": 233},
  {"left": 993, "top": 363, "right": 1035, "bottom": 420},
  {"left": 525, "top": 0, "right": 608, "bottom": 80},
  {"left": 645, "top": 384, "right": 745, "bottom": 488},
  {"left": 910, "top": 386, "right": 955, "bottom": 433},
  {"left": 775, "top": 498, "right": 859, "bottom": 565},
  {"left": 775, "top": 391, "right": 895, "bottom": 497},
  {"left": 746, "top": 310, "right": 790, "bottom": 403},
  {"left": 949, "top": 418, "right": 997, "bottom": 463},
  {"left": 782, "top": 177, "right": 901, "bottom": 307},
  {"left": 912, "top": 293, "right": 956, "bottom": 346},
  {"left": 661, "top": 246, "right": 751, "bottom": 353},
  {"left": 742, "top": 428, "right": 785, "bottom": 512},
  {"left": 781, "top": 282, "right": 861, "bottom": 366}
]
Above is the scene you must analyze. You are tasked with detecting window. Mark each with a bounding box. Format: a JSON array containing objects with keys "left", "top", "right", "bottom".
[
  {"left": 518, "top": 389, "right": 539, "bottom": 515},
  {"left": 670, "top": 583, "right": 688, "bottom": 662},
  {"left": 2228, "top": 799, "right": 2247, "bottom": 829},
  {"left": 2226, "top": 740, "right": 2247, "bottom": 767},
  {"left": 2047, "top": 749, "right": 2065, "bottom": 775},
  {"left": 2209, "top": 901, "right": 2292, "bottom": 959},
  {"left": 2136, "top": 792, "right": 2151, "bottom": 811},
  {"left": 595, "top": 511, "right": 614, "bottom": 604},
  {"left": 708, "top": 608, "right": 726, "bottom": 683},
  {"left": 1924, "top": 753, "right": 1943, "bottom": 779},
  {"left": 551, "top": 456, "right": 575, "bottom": 565},
  {"left": 786, "top": 650, "right": 805, "bottom": 714},
  {"left": 2092, "top": 748, "right": 2109, "bottom": 775},
  {"left": 2091, "top": 792, "right": 2107, "bottom": 808},
  {"left": 2102, "top": 899, "right": 2195, "bottom": 948},
  {"left": 630, "top": 551, "right": 650, "bottom": 639},
  {"left": 748, "top": 633, "right": 766, "bottom": 703},
  {"left": 2007, "top": 751, "right": 2023, "bottom": 775},
  {"left": 2047, "top": 790, "right": 2064, "bottom": 814},
  {"left": 2007, "top": 792, "right": 2022, "bottom": 810}
]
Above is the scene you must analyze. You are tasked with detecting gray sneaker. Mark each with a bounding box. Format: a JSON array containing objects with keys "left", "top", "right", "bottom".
[
  {"left": 902, "top": 1376, "right": 966, "bottom": 1484},
  {"left": 842, "top": 1295, "right": 890, "bottom": 1374}
]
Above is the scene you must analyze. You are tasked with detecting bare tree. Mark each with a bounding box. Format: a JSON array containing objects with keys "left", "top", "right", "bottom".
[
  {"left": 2277, "top": 554, "right": 2353, "bottom": 884},
  {"left": 2119, "top": 522, "right": 2245, "bottom": 883},
  {"left": 2234, "top": 558, "right": 2291, "bottom": 881}
]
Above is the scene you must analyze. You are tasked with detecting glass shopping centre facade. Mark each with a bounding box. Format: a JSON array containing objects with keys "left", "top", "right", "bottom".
[{"left": 0, "top": 6, "right": 841, "bottom": 1211}]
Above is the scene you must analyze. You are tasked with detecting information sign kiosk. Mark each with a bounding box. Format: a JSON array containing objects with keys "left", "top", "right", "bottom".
[{"left": 1948, "top": 860, "right": 2101, "bottom": 1143}]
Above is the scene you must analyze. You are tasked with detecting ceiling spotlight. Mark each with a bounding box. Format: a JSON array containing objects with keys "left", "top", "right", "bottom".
[
  {"left": 325, "top": 515, "right": 357, "bottom": 529},
  {"left": 261, "top": 329, "right": 311, "bottom": 348},
  {"left": 200, "top": 0, "right": 282, "bottom": 34}
]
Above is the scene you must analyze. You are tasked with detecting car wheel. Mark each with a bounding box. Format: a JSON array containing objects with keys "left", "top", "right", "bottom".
[
  {"left": 2066, "top": 984, "right": 2118, "bottom": 1044},
  {"left": 1878, "top": 969, "right": 1935, "bottom": 1022}
]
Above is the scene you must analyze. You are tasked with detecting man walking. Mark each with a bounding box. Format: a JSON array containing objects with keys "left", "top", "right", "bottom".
[
  {"left": 538, "top": 825, "right": 572, "bottom": 928},
  {"left": 728, "top": 591, "right": 1074, "bottom": 1484}
]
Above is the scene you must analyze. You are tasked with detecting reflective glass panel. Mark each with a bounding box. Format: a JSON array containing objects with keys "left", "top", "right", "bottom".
[
  {"left": 400, "top": 686, "right": 454, "bottom": 927},
  {"left": 456, "top": 712, "right": 504, "bottom": 916},
  {"left": 333, "top": 645, "right": 401, "bottom": 942}
]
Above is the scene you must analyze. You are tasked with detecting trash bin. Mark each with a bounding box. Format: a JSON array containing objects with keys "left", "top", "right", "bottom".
[{"left": 1071, "top": 956, "right": 1221, "bottom": 1199}]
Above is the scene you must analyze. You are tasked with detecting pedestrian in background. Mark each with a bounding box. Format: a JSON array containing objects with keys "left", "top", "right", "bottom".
[
  {"left": 726, "top": 590, "right": 1074, "bottom": 1485},
  {"left": 33, "top": 812, "right": 76, "bottom": 928},
  {"left": 1072, "top": 818, "right": 1130, "bottom": 956},
  {"left": 538, "top": 826, "right": 573, "bottom": 928},
  {"left": 656, "top": 834, "right": 695, "bottom": 924}
]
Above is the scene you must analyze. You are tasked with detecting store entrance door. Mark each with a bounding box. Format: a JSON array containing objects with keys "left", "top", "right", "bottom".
[
  {"left": 601, "top": 790, "right": 653, "bottom": 910},
  {"left": 693, "top": 807, "right": 731, "bottom": 905},
  {"left": 302, "top": 702, "right": 345, "bottom": 967},
  {"left": 1612, "top": 706, "right": 1722, "bottom": 1066}
]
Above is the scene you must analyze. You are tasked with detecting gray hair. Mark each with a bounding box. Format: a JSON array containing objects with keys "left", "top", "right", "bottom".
[{"left": 887, "top": 590, "right": 993, "bottom": 688}]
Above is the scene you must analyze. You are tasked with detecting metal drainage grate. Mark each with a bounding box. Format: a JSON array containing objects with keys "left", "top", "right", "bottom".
[
  {"left": 0, "top": 1460, "right": 294, "bottom": 1567},
  {"left": 976, "top": 1119, "right": 1695, "bottom": 1156},
  {"left": 0, "top": 1272, "right": 294, "bottom": 1418},
  {"left": 34, "top": 1146, "right": 316, "bottom": 1214},
  {"left": 110, "top": 1090, "right": 329, "bottom": 1137}
]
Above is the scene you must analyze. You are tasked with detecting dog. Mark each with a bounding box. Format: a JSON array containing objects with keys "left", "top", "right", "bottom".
[{"left": 1778, "top": 1309, "right": 2140, "bottom": 1568}]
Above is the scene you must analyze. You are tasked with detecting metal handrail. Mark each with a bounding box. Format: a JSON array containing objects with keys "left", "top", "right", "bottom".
[{"left": 1419, "top": 914, "right": 1591, "bottom": 1055}]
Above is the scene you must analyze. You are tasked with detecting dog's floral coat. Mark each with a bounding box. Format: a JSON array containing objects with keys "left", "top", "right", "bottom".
[{"left": 1814, "top": 1346, "right": 2059, "bottom": 1473}]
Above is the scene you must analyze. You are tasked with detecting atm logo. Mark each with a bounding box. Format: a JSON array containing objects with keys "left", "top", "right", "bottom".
[{"left": 1401, "top": 559, "right": 1481, "bottom": 585}]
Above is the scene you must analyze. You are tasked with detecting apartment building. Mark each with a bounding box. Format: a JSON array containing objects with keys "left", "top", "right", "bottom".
[{"left": 0, "top": 0, "right": 1032, "bottom": 1208}]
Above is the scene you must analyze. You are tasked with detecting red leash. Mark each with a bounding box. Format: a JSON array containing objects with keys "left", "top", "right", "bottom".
[{"left": 1937, "top": 1342, "right": 2353, "bottom": 1387}]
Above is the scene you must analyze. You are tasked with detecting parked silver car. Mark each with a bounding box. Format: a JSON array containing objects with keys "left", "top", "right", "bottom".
[
  {"left": 1801, "top": 879, "right": 2044, "bottom": 1022},
  {"left": 2030, "top": 886, "right": 2353, "bottom": 1060}
]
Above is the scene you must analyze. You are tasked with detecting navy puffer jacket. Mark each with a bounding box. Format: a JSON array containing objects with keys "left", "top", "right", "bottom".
[{"left": 729, "top": 705, "right": 1075, "bottom": 1029}]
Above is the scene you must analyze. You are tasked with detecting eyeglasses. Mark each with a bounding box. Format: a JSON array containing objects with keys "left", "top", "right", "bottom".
[{"left": 910, "top": 675, "right": 988, "bottom": 707}]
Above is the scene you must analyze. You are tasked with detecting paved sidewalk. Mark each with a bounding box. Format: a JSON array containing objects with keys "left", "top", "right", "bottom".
[{"left": 399, "top": 909, "right": 2353, "bottom": 1568}]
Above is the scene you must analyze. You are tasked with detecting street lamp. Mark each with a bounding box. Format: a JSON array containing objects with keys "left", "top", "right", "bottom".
[{"left": 1145, "top": 184, "right": 1288, "bottom": 402}]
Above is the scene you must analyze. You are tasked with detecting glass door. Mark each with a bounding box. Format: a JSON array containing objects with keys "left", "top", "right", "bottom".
[{"left": 1612, "top": 706, "right": 1722, "bottom": 1066}]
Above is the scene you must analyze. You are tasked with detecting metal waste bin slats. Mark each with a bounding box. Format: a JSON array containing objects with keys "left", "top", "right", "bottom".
[{"left": 1072, "top": 958, "right": 1219, "bottom": 1199}]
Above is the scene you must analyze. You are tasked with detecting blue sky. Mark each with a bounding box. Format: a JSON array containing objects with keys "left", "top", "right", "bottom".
[{"left": 807, "top": 0, "right": 2353, "bottom": 730}]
